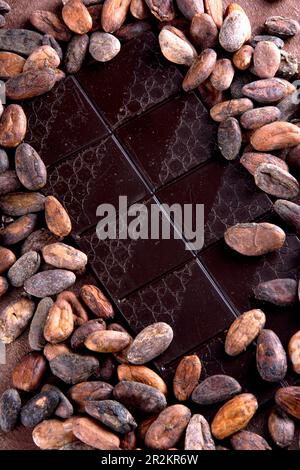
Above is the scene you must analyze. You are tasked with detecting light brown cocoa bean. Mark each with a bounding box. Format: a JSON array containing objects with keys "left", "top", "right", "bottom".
[
  {"left": 30, "top": 10, "right": 72, "bottom": 42},
  {"left": 0, "top": 297, "right": 35, "bottom": 344},
  {"left": 183, "top": 49, "right": 217, "bottom": 92},
  {"left": 242, "top": 78, "right": 295, "bottom": 103},
  {"left": 12, "top": 352, "right": 47, "bottom": 392},
  {"left": 253, "top": 41, "right": 281, "bottom": 79},
  {"left": 44, "top": 342, "right": 71, "bottom": 361},
  {"left": 62, "top": 0, "right": 92, "bottom": 34},
  {"left": 268, "top": 408, "right": 295, "bottom": 448},
  {"left": 108, "top": 323, "right": 132, "bottom": 364},
  {"left": 211, "top": 98, "right": 253, "bottom": 122},
  {"left": 159, "top": 26, "right": 196, "bottom": 66},
  {"left": 288, "top": 331, "right": 300, "bottom": 375},
  {"left": 0, "top": 247, "right": 16, "bottom": 274},
  {"left": 6, "top": 68, "right": 57, "bottom": 100},
  {"left": 44, "top": 299, "right": 74, "bottom": 344},
  {"left": 85, "top": 330, "right": 131, "bottom": 353},
  {"left": 33, "top": 418, "right": 76, "bottom": 449},
  {"left": 118, "top": 364, "right": 168, "bottom": 396},
  {"left": 0, "top": 192, "right": 45, "bottom": 216},
  {"left": 101, "top": 0, "right": 131, "bottom": 33},
  {"left": 68, "top": 381, "right": 113, "bottom": 410},
  {"left": 251, "top": 121, "right": 300, "bottom": 151},
  {"left": 0, "top": 276, "right": 8, "bottom": 297},
  {"left": 0, "top": 214, "right": 38, "bottom": 246},
  {"left": 80, "top": 284, "right": 114, "bottom": 319},
  {"left": 130, "top": 0, "right": 149, "bottom": 20},
  {"left": 57, "top": 291, "right": 89, "bottom": 326},
  {"left": 45, "top": 196, "right": 72, "bottom": 237},
  {"left": 173, "top": 355, "right": 201, "bottom": 401},
  {"left": 23, "top": 45, "right": 60, "bottom": 72},
  {"left": 73, "top": 416, "right": 120, "bottom": 450},
  {"left": 21, "top": 228, "right": 62, "bottom": 255},
  {"left": 184, "top": 414, "right": 215, "bottom": 450},
  {"left": 0, "top": 52, "right": 25, "bottom": 79},
  {"left": 71, "top": 319, "right": 106, "bottom": 349},
  {"left": 225, "top": 309, "right": 266, "bottom": 356},
  {"left": 210, "top": 59, "right": 234, "bottom": 91},
  {"left": 254, "top": 163, "right": 299, "bottom": 199},
  {"left": 256, "top": 329, "right": 287, "bottom": 382},
  {"left": 127, "top": 322, "right": 173, "bottom": 364},
  {"left": 219, "top": 11, "right": 251, "bottom": 52},
  {"left": 240, "top": 152, "right": 288, "bottom": 176},
  {"left": 204, "top": 0, "right": 223, "bottom": 28},
  {"left": 42, "top": 242, "right": 87, "bottom": 271},
  {"left": 275, "top": 386, "right": 300, "bottom": 419},
  {"left": 233, "top": 45, "right": 253, "bottom": 70},
  {"left": 190, "top": 13, "right": 218, "bottom": 49},
  {"left": 0, "top": 105, "right": 27, "bottom": 148}
]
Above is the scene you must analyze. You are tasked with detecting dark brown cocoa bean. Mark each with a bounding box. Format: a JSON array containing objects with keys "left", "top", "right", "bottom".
[
  {"left": 8, "top": 251, "right": 41, "bottom": 287},
  {"left": 0, "top": 192, "right": 45, "bottom": 216},
  {"left": 254, "top": 163, "right": 299, "bottom": 199},
  {"left": 224, "top": 222, "right": 286, "bottom": 256},
  {"left": 127, "top": 322, "right": 173, "bottom": 364},
  {"left": 0, "top": 29, "right": 43, "bottom": 55},
  {"left": 24, "top": 269, "right": 76, "bottom": 297},
  {"left": 253, "top": 41, "right": 281, "bottom": 79},
  {"left": 277, "top": 92, "right": 299, "bottom": 121},
  {"left": 65, "top": 34, "right": 89, "bottom": 74},
  {"left": 80, "top": 284, "right": 114, "bottom": 319},
  {"left": 219, "top": 11, "right": 251, "bottom": 52},
  {"left": 0, "top": 149, "right": 8, "bottom": 174},
  {"left": 190, "top": 13, "right": 218, "bottom": 49},
  {"left": 251, "top": 35, "right": 284, "bottom": 49},
  {"left": 241, "top": 107, "right": 281, "bottom": 130},
  {"left": 198, "top": 78, "right": 225, "bottom": 108},
  {"left": 21, "top": 228, "right": 61, "bottom": 255},
  {"left": 210, "top": 98, "right": 253, "bottom": 122},
  {"left": 144, "top": 0, "right": 175, "bottom": 21},
  {"left": 173, "top": 355, "right": 201, "bottom": 401},
  {"left": 42, "top": 384, "right": 73, "bottom": 419},
  {"left": 20, "top": 390, "right": 60, "bottom": 428},
  {"left": 0, "top": 105, "right": 27, "bottom": 148},
  {"left": 100, "top": 356, "right": 116, "bottom": 382},
  {"left": 182, "top": 48, "right": 217, "bottom": 92},
  {"left": 218, "top": 117, "right": 242, "bottom": 160},
  {"left": 85, "top": 400, "right": 137, "bottom": 434},
  {"left": 192, "top": 375, "right": 242, "bottom": 405},
  {"left": 113, "top": 381, "right": 167, "bottom": 414},
  {"left": 50, "top": 353, "right": 99, "bottom": 384},
  {"left": 230, "top": 72, "right": 255, "bottom": 99},
  {"left": 29, "top": 297, "right": 53, "bottom": 351},
  {"left": 115, "top": 21, "right": 151, "bottom": 41},
  {"left": 265, "top": 16, "right": 300, "bottom": 38},
  {"left": 177, "top": 0, "right": 204, "bottom": 20},
  {"left": 6, "top": 68, "right": 57, "bottom": 100},
  {"left": 231, "top": 431, "right": 271, "bottom": 450},
  {"left": 275, "top": 386, "right": 300, "bottom": 419},
  {"left": 184, "top": 414, "right": 215, "bottom": 450},
  {"left": 256, "top": 329, "right": 287, "bottom": 382},
  {"left": 240, "top": 152, "right": 288, "bottom": 176},
  {"left": 0, "top": 214, "right": 37, "bottom": 246},
  {"left": 88, "top": 4, "right": 103, "bottom": 31},
  {"left": 59, "top": 441, "right": 95, "bottom": 451},
  {"left": 42, "top": 34, "right": 63, "bottom": 60},
  {"left": 45, "top": 196, "right": 72, "bottom": 238},
  {"left": 253, "top": 278, "right": 297, "bottom": 306},
  {"left": 68, "top": 381, "right": 113, "bottom": 411},
  {"left": 274, "top": 199, "right": 300, "bottom": 235},
  {"left": 268, "top": 408, "right": 295, "bottom": 448},
  {"left": 120, "top": 430, "right": 136, "bottom": 450},
  {"left": 30, "top": 10, "right": 72, "bottom": 42},
  {"left": 70, "top": 319, "right": 106, "bottom": 349},
  {"left": 12, "top": 352, "right": 47, "bottom": 392},
  {"left": 242, "top": 78, "right": 295, "bottom": 103},
  {"left": 0, "top": 171, "right": 21, "bottom": 196},
  {"left": 0, "top": 389, "right": 21, "bottom": 432}
]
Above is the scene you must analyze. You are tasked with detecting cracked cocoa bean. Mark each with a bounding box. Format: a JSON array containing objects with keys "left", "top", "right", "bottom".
[
  {"left": 278, "top": 51, "right": 298, "bottom": 79},
  {"left": 184, "top": 414, "right": 215, "bottom": 450},
  {"left": 127, "top": 322, "right": 173, "bottom": 364},
  {"left": 24, "top": 269, "right": 76, "bottom": 297},
  {"left": 12, "top": 352, "right": 47, "bottom": 392},
  {"left": 256, "top": 329, "right": 287, "bottom": 382},
  {"left": 0, "top": 297, "right": 35, "bottom": 344},
  {"left": 218, "top": 117, "right": 242, "bottom": 160},
  {"left": 21, "top": 390, "right": 60, "bottom": 427},
  {"left": 56, "top": 291, "right": 88, "bottom": 325},
  {"left": 253, "top": 278, "right": 297, "bottom": 306},
  {"left": 113, "top": 381, "right": 167, "bottom": 414},
  {"left": 85, "top": 400, "right": 137, "bottom": 434},
  {"left": 50, "top": 353, "right": 99, "bottom": 384},
  {"left": 29, "top": 297, "right": 53, "bottom": 351},
  {"left": 44, "top": 299, "right": 74, "bottom": 344},
  {"left": 0, "top": 389, "right": 21, "bottom": 433},
  {"left": 254, "top": 163, "right": 299, "bottom": 199},
  {"left": 173, "top": 355, "right": 201, "bottom": 401},
  {"left": 192, "top": 375, "right": 242, "bottom": 405}
]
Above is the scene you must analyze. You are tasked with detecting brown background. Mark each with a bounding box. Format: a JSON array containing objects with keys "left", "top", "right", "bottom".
[{"left": 0, "top": 0, "right": 300, "bottom": 450}]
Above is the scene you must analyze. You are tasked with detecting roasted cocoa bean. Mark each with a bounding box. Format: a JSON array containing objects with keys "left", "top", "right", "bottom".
[
  {"left": 0, "top": 297, "right": 35, "bottom": 344},
  {"left": 225, "top": 309, "right": 266, "bottom": 356},
  {"left": 256, "top": 329, "right": 287, "bottom": 382},
  {"left": 210, "top": 98, "right": 253, "bottom": 122},
  {"left": 45, "top": 196, "right": 72, "bottom": 238},
  {"left": 242, "top": 78, "right": 295, "bottom": 103},
  {"left": 198, "top": 78, "right": 225, "bottom": 108},
  {"left": 68, "top": 381, "right": 113, "bottom": 410},
  {"left": 274, "top": 199, "right": 300, "bottom": 235},
  {"left": 0, "top": 214, "right": 37, "bottom": 245},
  {"left": 251, "top": 122, "right": 300, "bottom": 151},
  {"left": 57, "top": 291, "right": 88, "bottom": 325},
  {"left": 85, "top": 330, "right": 131, "bottom": 353},
  {"left": 0, "top": 389, "right": 21, "bottom": 433},
  {"left": 0, "top": 246, "right": 16, "bottom": 273},
  {"left": 30, "top": 10, "right": 72, "bottom": 42},
  {"left": 118, "top": 364, "right": 168, "bottom": 396},
  {"left": 24, "top": 270, "right": 76, "bottom": 297},
  {"left": 144, "top": 0, "right": 175, "bottom": 21},
  {"left": 80, "top": 284, "right": 114, "bottom": 319},
  {"left": 0, "top": 105, "right": 27, "bottom": 148},
  {"left": 101, "top": 0, "right": 131, "bottom": 33},
  {"left": 42, "top": 243, "right": 87, "bottom": 271},
  {"left": 21, "top": 228, "right": 61, "bottom": 255},
  {"left": 253, "top": 279, "right": 297, "bottom": 306},
  {"left": 42, "top": 384, "right": 73, "bottom": 419},
  {"left": 219, "top": 11, "right": 251, "bottom": 52},
  {"left": 275, "top": 386, "right": 300, "bottom": 419},
  {"left": 233, "top": 45, "right": 253, "bottom": 71},
  {"left": 268, "top": 408, "right": 295, "bottom": 448},
  {"left": 231, "top": 431, "right": 271, "bottom": 450},
  {"left": 224, "top": 222, "right": 286, "bottom": 256},
  {"left": 204, "top": 0, "right": 223, "bottom": 28},
  {"left": 50, "top": 353, "right": 99, "bottom": 384},
  {"left": 265, "top": 16, "right": 300, "bottom": 38},
  {"left": 0, "top": 192, "right": 45, "bottom": 216},
  {"left": 44, "top": 299, "right": 74, "bottom": 344},
  {"left": 6, "top": 68, "right": 57, "bottom": 100},
  {"left": 241, "top": 106, "right": 281, "bottom": 130},
  {"left": 159, "top": 26, "right": 196, "bottom": 66},
  {"left": 0, "top": 29, "right": 43, "bottom": 56},
  {"left": 211, "top": 59, "right": 234, "bottom": 91},
  {"left": 72, "top": 416, "right": 120, "bottom": 450},
  {"left": 8, "top": 251, "right": 41, "bottom": 287},
  {"left": 29, "top": 297, "right": 53, "bottom": 351},
  {"left": 100, "top": 356, "right": 116, "bottom": 382},
  {"left": 254, "top": 163, "right": 299, "bottom": 199},
  {"left": 288, "top": 331, "right": 300, "bottom": 375},
  {"left": 85, "top": 400, "right": 137, "bottom": 434},
  {"left": 71, "top": 319, "right": 106, "bottom": 349},
  {"left": 113, "top": 381, "right": 167, "bottom": 414},
  {"left": 23, "top": 45, "right": 60, "bottom": 72},
  {"left": 21, "top": 390, "right": 60, "bottom": 427},
  {"left": 241, "top": 152, "right": 288, "bottom": 176},
  {"left": 218, "top": 117, "right": 242, "bottom": 160},
  {"left": 127, "top": 322, "right": 173, "bottom": 364},
  {"left": 65, "top": 34, "right": 89, "bottom": 74},
  {"left": 182, "top": 48, "right": 217, "bottom": 91},
  {"left": 173, "top": 355, "right": 201, "bottom": 401},
  {"left": 120, "top": 430, "right": 136, "bottom": 450},
  {"left": 33, "top": 418, "right": 76, "bottom": 449},
  {"left": 12, "top": 352, "right": 47, "bottom": 392},
  {"left": 62, "top": 0, "right": 92, "bottom": 34},
  {"left": 184, "top": 414, "right": 215, "bottom": 450},
  {"left": 192, "top": 375, "right": 242, "bottom": 405},
  {"left": 190, "top": 13, "right": 218, "bottom": 49}
]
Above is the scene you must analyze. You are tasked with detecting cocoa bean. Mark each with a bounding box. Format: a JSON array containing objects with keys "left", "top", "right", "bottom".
[
  {"left": 42, "top": 243, "right": 87, "bottom": 271},
  {"left": 0, "top": 276, "right": 8, "bottom": 297},
  {"left": 8, "top": 251, "right": 41, "bottom": 287},
  {"left": 57, "top": 291, "right": 88, "bottom": 326},
  {"left": 12, "top": 352, "right": 47, "bottom": 392},
  {"left": 219, "top": 11, "right": 251, "bottom": 52},
  {"left": 113, "top": 381, "right": 167, "bottom": 414},
  {"left": 44, "top": 299, "right": 74, "bottom": 344},
  {"left": 218, "top": 117, "right": 242, "bottom": 160},
  {"left": 210, "top": 98, "right": 253, "bottom": 122},
  {"left": 120, "top": 430, "right": 136, "bottom": 450},
  {"left": 231, "top": 71, "right": 255, "bottom": 99},
  {"left": 0, "top": 149, "right": 8, "bottom": 174},
  {"left": 21, "top": 390, "right": 60, "bottom": 428},
  {"left": 265, "top": 16, "right": 300, "bottom": 38},
  {"left": 145, "top": 405, "right": 191, "bottom": 450},
  {"left": 45, "top": 196, "right": 72, "bottom": 238},
  {"left": 50, "top": 353, "right": 99, "bottom": 384},
  {"left": 89, "top": 31, "right": 121, "bottom": 62},
  {"left": 274, "top": 199, "right": 300, "bottom": 235},
  {"left": 240, "top": 106, "right": 281, "bottom": 130},
  {"left": 0, "top": 171, "right": 20, "bottom": 195},
  {"left": 176, "top": 0, "right": 204, "bottom": 20},
  {"left": 0, "top": 52, "right": 25, "bottom": 79},
  {"left": 211, "top": 59, "right": 234, "bottom": 92},
  {"left": 116, "top": 21, "right": 151, "bottom": 41},
  {"left": 253, "top": 41, "right": 281, "bottom": 79},
  {"left": 0, "top": 214, "right": 37, "bottom": 245},
  {"left": 71, "top": 319, "right": 106, "bottom": 349},
  {"left": 182, "top": 48, "right": 217, "bottom": 91},
  {"left": 0, "top": 192, "right": 45, "bottom": 216},
  {"left": 30, "top": 10, "right": 72, "bottom": 42},
  {"left": 253, "top": 278, "right": 297, "bottom": 306},
  {"left": 6, "top": 68, "right": 57, "bottom": 100},
  {"left": 44, "top": 342, "right": 71, "bottom": 361},
  {"left": 130, "top": 0, "right": 149, "bottom": 20},
  {"left": 100, "top": 356, "right": 116, "bottom": 382},
  {"left": 278, "top": 51, "right": 298, "bottom": 79},
  {"left": 252, "top": 121, "right": 300, "bottom": 151},
  {"left": 29, "top": 297, "right": 53, "bottom": 351},
  {"left": 33, "top": 418, "right": 76, "bottom": 449},
  {"left": 85, "top": 330, "right": 131, "bottom": 353},
  {"left": 224, "top": 222, "right": 286, "bottom": 256},
  {"left": 225, "top": 309, "right": 266, "bottom": 356},
  {"left": 204, "top": 0, "right": 223, "bottom": 28},
  {"left": 42, "top": 384, "right": 73, "bottom": 419},
  {"left": 127, "top": 322, "right": 173, "bottom": 364},
  {"left": 72, "top": 416, "right": 120, "bottom": 450},
  {"left": 21, "top": 228, "right": 61, "bottom": 255},
  {"left": 118, "top": 364, "right": 168, "bottom": 396},
  {"left": 241, "top": 152, "right": 288, "bottom": 176},
  {"left": 80, "top": 284, "right": 114, "bottom": 319},
  {"left": 190, "top": 13, "right": 218, "bottom": 49},
  {"left": 24, "top": 269, "right": 76, "bottom": 297},
  {"left": 159, "top": 26, "right": 196, "bottom": 66},
  {"left": 62, "top": 0, "right": 92, "bottom": 34},
  {"left": 288, "top": 330, "right": 300, "bottom": 375},
  {"left": 138, "top": 415, "right": 158, "bottom": 442},
  {"left": 268, "top": 408, "right": 295, "bottom": 448},
  {"left": 256, "top": 329, "right": 287, "bottom": 382},
  {"left": 233, "top": 45, "right": 253, "bottom": 71},
  {"left": 101, "top": 0, "right": 131, "bottom": 33},
  {"left": 0, "top": 105, "right": 27, "bottom": 148},
  {"left": 184, "top": 414, "right": 215, "bottom": 450},
  {"left": 0, "top": 247, "right": 16, "bottom": 274},
  {"left": 0, "top": 29, "right": 43, "bottom": 56},
  {"left": 0, "top": 389, "right": 21, "bottom": 432},
  {"left": 198, "top": 78, "right": 224, "bottom": 108},
  {"left": 144, "top": 0, "right": 175, "bottom": 21},
  {"left": 277, "top": 92, "right": 299, "bottom": 121},
  {"left": 275, "top": 386, "right": 300, "bottom": 419},
  {"left": 42, "top": 34, "right": 63, "bottom": 60},
  {"left": 68, "top": 381, "right": 113, "bottom": 410},
  {"left": 251, "top": 35, "right": 284, "bottom": 49},
  {"left": 242, "top": 78, "right": 295, "bottom": 103},
  {"left": 108, "top": 323, "right": 132, "bottom": 364},
  {"left": 173, "top": 355, "right": 201, "bottom": 401},
  {"left": 65, "top": 34, "right": 89, "bottom": 74},
  {"left": 192, "top": 375, "right": 242, "bottom": 405},
  {"left": 254, "top": 163, "right": 299, "bottom": 199},
  {"left": 231, "top": 431, "right": 271, "bottom": 450},
  {"left": 59, "top": 441, "right": 95, "bottom": 450},
  {"left": 23, "top": 45, "right": 60, "bottom": 72},
  {"left": 211, "top": 393, "right": 258, "bottom": 440},
  {"left": 85, "top": 400, "right": 137, "bottom": 434}
]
